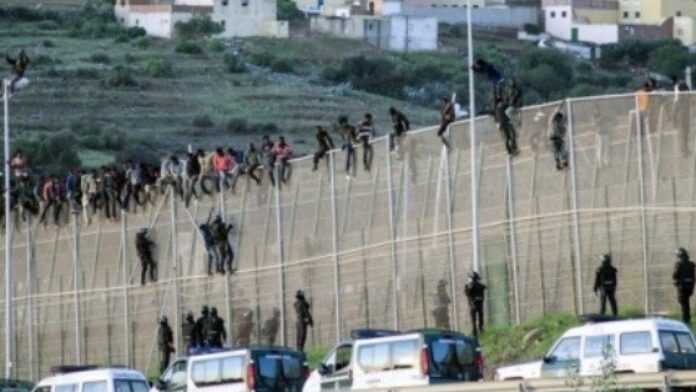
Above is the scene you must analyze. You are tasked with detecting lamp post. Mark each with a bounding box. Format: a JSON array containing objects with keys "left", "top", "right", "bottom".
[
  {"left": 3, "top": 79, "right": 13, "bottom": 378},
  {"left": 467, "top": 0, "right": 480, "bottom": 273}
]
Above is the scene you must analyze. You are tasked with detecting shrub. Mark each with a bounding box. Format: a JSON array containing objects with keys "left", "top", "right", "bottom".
[
  {"left": 250, "top": 52, "right": 275, "bottom": 67},
  {"left": 73, "top": 67, "right": 100, "bottom": 79},
  {"left": 174, "top": 16, "right": 224, "bottom": 40},
  {"left": 224, "top": 53, "right": 247, "bottom": 73},
  {"left": 226, "top": 118, "right": 248, "bottom": 133},
  {"left": 124, "top": 53, "right": 137, "bottom": 63},
  {"left": 277, "top": 0, "right": 305, "bottom": 21},
  {"left": 105, "top": 66, "right": 138, "bottom": 87},
  {"left": 208, "top": 39, "right": 226, "bottom": 52},
  {"left": 134, "top": 37, "right": 152, "bottom": 49},
  {"left": 144, "top": 58, "right": 175, "bottom": 78},
  {"left": 114, "top": 33, "right": 130, "bottom": 43},
  {"left": 42, "top": 39, "right": 55, "bottom": 47},
  {"left": 523, "top": 23, "right": 541, "bottom": 35},
  {"left": 38, "top": 20, "right": 60, "bottom": 31},
  {"left": 271, "top": 58, "right": 294, "bottom": 73},
  {"left": 89, "top": 53, "right": 111, "bottom": 64},
  {"left": 192, "top": 114, "right": 214, "bottom": 128},
  {"left": 323, "top": 56, "right": 407, "bottom": 98},
  {"left": 175, "top": 41, "right": 204, "bottom": 55},
  {"left": 127, "top": 26, "right": 147, "bottom": 39},
  {"left": 32, "top": 55, "right": 59, "bottom": 67}
]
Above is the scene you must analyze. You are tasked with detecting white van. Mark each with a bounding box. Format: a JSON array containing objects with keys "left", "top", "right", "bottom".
[
  {"left": 303, "top": 329, "right": 482, "bottom": 392},
  {"left": 155, "top": 347, "right": 308, "bottom": 392},
  {"left": 33, "top": 367, "right": 148, "bottom": 392},
  {"left": 496, "top": 317, "right": 696, "bottom": 380}
]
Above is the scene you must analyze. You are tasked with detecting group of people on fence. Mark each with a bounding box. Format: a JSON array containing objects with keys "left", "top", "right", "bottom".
[{"left": 156, "top": 291, "right": 313, "bottom": 374}]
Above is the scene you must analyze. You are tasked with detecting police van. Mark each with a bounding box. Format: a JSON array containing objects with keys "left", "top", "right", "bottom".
[
  {"left": 154, "top": 346, "right": 308, "bottom": 392},
  {"left": 32, "top": 366, "right": 148, "bottom": 392},
  {"left": 496, "top": 317, "right": 696, "bottom": 380},
  {"left": 303, "top": 329, "right": 483, "bottom": 392}
]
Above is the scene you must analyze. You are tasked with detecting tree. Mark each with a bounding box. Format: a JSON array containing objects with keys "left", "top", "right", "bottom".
[
  {"left": 277, "top": 0, "right": 305, "bottom": 21},
  {"left": 648, "top": 44, "right": 689, "bottom": 79},
  {"left": 174, "top": 16, "right": 224, "bottom": 40}
]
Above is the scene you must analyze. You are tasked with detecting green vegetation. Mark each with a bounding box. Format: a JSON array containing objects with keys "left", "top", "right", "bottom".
[
  {"left": 306, "top": 346, "right": 329, "bottom": 369},
  {"left": 277, "top": 0, "right": 306, "bottom": 21},
  {"left": 174, "top": 15, "right": 224, "bottom": 40}
]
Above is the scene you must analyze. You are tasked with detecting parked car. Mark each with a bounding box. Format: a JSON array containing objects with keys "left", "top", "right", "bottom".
[
  {"left": 496, "top": 317, "right": 696, "bottom": 380},
  {"left": 154, "top": 346, "right": 308, "bottom": 392},
  {"left": 303, "top": 328, "right": 483, "bottom": 392},
  {"left": 32, "top": 366, "right": 148, "bottom": 392}
]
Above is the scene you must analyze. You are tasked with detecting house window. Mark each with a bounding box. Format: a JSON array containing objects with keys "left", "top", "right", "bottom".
[
  {"left": 635, "top": 11, "right": 640, "bottom": 18},
  {"left": 677, "top": 10, "right": 682, "bottom": 17},
  {"left": 120, "top": 0, "right": 125, "bottom": 6},
  {"left": 241, "top": 0, "right": 248, "bottom": 6},
  {"left": 432, "top": 4, "right": 437, "bottom": 7},
  {"left": 623, "top": 11, "right": 628, "bottom": 18},
  {"left": 222, "top": 0, "right": 228, "bottom": 5},
  {"left": 561, "top": 11, "right": 566, "bottom": 17},
  {"left": 550, "top": 11, "right": 556, "bottom": 18}
]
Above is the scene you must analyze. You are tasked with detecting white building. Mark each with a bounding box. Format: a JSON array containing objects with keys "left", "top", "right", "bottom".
[
  {"left": 542, "top": 0, "right": 619, "bottom": 44},
  {"left": 310, "top": 0, "right": 438, "bottom": 51},
  {"left": 114, "top": 0, "right": 288, "bottom": 39}
]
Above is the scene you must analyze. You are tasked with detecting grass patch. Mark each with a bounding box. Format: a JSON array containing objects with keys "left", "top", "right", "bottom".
[{"left": 305, "top": 346, "right": 329, "bottom": 369}]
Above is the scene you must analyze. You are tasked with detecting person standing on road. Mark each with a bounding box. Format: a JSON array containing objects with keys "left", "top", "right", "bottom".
[
  {"left": 674, "top": 248, "right": 696, "bottom": 324},
  {"left": 158, "top": 316, "right": 175, "bottom": 374},
  {"left": 182, "top": 312, "right": 196, "bottom": 353},
  {"left": 593, "top": 254, "right": 618, "bottom": 316},
  {"left": 294, "top": 290, "right": 313, "bottom": 352},
  {"left": 465, "top": 272, "right": 486, "bottom": 338}
]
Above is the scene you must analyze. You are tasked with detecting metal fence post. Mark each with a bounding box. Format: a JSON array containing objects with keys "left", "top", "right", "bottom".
[
  {"left": 386, "top": 139, "right": 400, "bottom": 330},
  {"left": 71, "top": 215, "right": 82, "bottom": 364},
  {"left": 566, "top": 99, "right": 585, "bottom": 315},
  {"left": 274, "top": 164, "right": 287, "bottom": 347},
  {"left": 444, "top": 149, "right": 460, "bottom": 329},
  {"left": 25, "top": 217, "right": 34, "bottom": 379},
  {"left": 634, "top": 94, "right": 651, "bottom": 313},
  {"left": 120, "top": 212, "right": 131, "bottom": 367},
  {"left": 505, "top": 156, "right": 521, "bottom": 324},
  {"left": 329, "top": 152, "right": 342, "bottom": 341},
  {"left": 169, "top": 190, "right": 181, "bottom": 354}
]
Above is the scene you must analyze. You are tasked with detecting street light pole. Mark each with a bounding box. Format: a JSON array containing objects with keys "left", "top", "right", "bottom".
[
  {"left": 3, "top": 79, "right": 13, "bottom": 379},
  {"left": 467, "top": 0, "right": 480, "bottom": 273}
]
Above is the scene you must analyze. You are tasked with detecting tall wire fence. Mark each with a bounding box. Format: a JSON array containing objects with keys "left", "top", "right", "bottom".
[{"left": 1, "top": 92, "right": 696, "bottom": 379}]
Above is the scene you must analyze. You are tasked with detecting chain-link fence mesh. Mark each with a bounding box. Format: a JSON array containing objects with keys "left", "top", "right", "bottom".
[{"left": 1, "top": 92, "right": 695, "bottom": 379}]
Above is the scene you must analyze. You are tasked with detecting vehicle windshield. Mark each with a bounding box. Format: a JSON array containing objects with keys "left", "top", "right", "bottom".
[
  {"left": 428, "top": 337, "right": 475, "bottom": 377},
  {"left": 114, "top": 380, "right": 148, "bottom": 392},
  {"left": 191, "top": 355, "right": 245, "bottom": 386},
  {"left": 2, "top": 381, "right": 33, "bottom": 392},
  {"left": 257, "top": 353, "right": 304, "bottom": 386}
]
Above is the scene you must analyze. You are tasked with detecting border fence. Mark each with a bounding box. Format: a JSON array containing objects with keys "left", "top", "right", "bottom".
[{"left": 1, "top": 91, "right": 696, "bottom": 379}]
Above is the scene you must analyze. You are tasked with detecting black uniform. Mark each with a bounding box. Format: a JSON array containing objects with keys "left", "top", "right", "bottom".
[
  {"left": 158, "top": 318, "right": 175, "bottom": 374},
  {"left": 262, "top": 309, "right": 281, "bottom": 346},
  {"left": 465, "top": 274, "right": 486, "bottom": 338},
  {"left": 432, "top": 280, "right": 451, "bottom": 330},
  {"left": 209, "top": 307, "right": 227, "bottom": 348},
  {"left": 313, "top": 127, "right": 335, "bottom": 171},
  {"left": 136, "top": 230, "right": 157, "bottom": 285},
  {"left": 294, "top": 291, "right": 313, "bottom": 352},
  {"left": 674, "top": 249, "right": 696, "bottom": 324},
  {"left": 182, "top": 312, "right": 196, "bottom": 352},
  {"left": 194, "top": 307, "right": 211, "bottom": 347},
  {"left": 593, "top": 255, "right": 618, "bottom": 316}
]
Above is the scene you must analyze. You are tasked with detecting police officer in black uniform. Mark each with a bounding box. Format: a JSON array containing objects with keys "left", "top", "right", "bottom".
[
  {"left": 464, "top": 272, "right": 486, "bottom": 338},
  {"left": 136, "top": 228, "right": 157, "bottom": 286},
  {"left": 182, "top": 312, "right": 196, "bottom": 352},
  {"left": 210, "top": 307, "right": 227, "bottom": 348},
  {"left": 593, "top": 254, "right": 618, "bottom": 316},
  {"left": 158, "top": 316, "right": 175, "bottom": 374},
  {"left": 432, "top": 279, "right": 451, "bottom": 330},
  {"left": 674, "top": 248, "right": 696, "bottom": 324},
  {"left": 194, "top": 306, "right": 211, "bottom": 347},
  {"left": 294, "top": 290, "right": 313, "bottom": 352}
]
